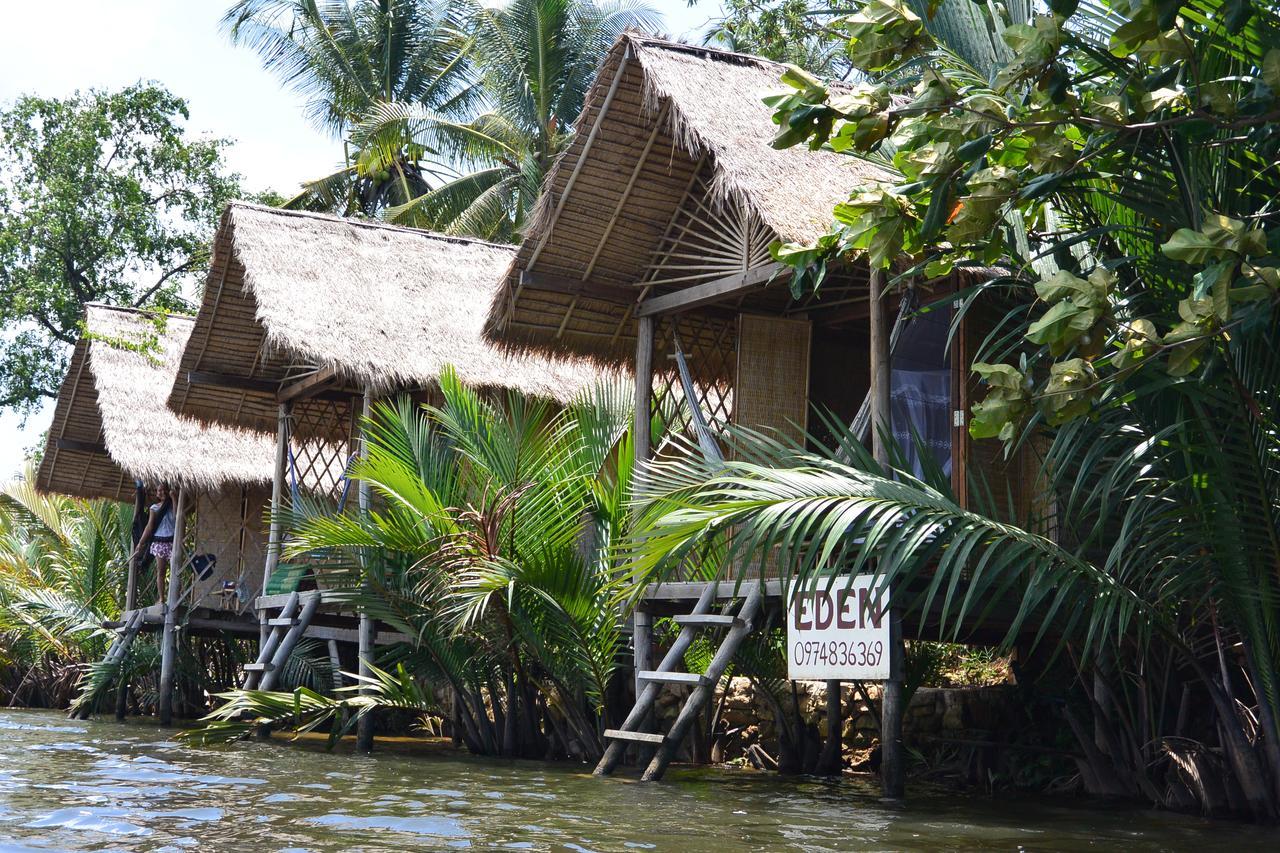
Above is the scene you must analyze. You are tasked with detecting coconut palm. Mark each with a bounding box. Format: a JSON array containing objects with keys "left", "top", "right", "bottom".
[
  {"left": 189, "top": 370, "right": 636, "bottom": 759},
  {"left": 356, "top": 0, "right": 661, "bottom": 239},
  {"left": 222, "top": 0, "right": 482, "bottom": 214}
]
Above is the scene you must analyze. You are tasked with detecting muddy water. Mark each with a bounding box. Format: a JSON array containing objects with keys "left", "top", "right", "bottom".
[{"left": 0, "top": 709, "right": 1273, "bottom": 851}]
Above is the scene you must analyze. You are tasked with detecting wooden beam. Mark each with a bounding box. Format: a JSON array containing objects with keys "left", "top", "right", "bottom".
[
  {"left": 54, "top": 437, "right": 106, "bottom": 454},
  {"left": 187, "top": 370, "right": 277, "bottom": 395},
  {"left": 518, "top": 270, "right": 637, "bottom": 305},
  {"left": 277, "top": 365, "right": 340, "bottom": 404},
  {"left": 637, "top": 263, "right": 789, "bottom": 317}
]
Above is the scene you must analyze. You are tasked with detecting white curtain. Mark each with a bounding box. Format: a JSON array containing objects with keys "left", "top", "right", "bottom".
[{"left": 891, "top": 368, "right": 952, "bottom": 478}]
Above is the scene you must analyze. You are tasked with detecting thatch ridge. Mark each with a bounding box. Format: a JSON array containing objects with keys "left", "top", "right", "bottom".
[{"left": 36, "top": 304, "right": 278, "bottom": 502}]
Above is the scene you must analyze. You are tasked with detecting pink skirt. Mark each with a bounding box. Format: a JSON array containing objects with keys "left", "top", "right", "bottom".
[{"left": 150, "top": 541, "right": 173, "bottom": 561}]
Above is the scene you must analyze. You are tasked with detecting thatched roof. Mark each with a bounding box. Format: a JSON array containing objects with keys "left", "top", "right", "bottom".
[
  {"left": 37, "top": 305, "right": 278, "bottom": 502},
  {"left": 169, "top": 202, "right": 611, "bottom": 436},
  {"left": 485, "top": 34, "right": 896, "bottom": 366}
]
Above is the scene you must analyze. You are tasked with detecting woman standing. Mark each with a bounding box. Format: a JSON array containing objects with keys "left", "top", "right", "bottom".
[{"left": 130, "top": 484, "right": 176, "bottom": 604}]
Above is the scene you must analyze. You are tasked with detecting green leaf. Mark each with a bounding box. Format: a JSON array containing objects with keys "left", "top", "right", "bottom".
[{"left": 1162, "top": 228, "right": 1225, "bottom": 264}]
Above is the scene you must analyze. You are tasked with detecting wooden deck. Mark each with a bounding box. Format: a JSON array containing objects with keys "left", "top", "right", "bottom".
[{"left": 103, "top": 598, "right": 412, "bottom": 646}]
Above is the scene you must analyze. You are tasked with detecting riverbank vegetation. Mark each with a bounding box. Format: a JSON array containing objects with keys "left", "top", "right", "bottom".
[
  {"left": 627, "top": 0, "right": 1280, "bottom": 821},
  {"left": 189, "top": 370, "right": 638, "bottom": 760}
]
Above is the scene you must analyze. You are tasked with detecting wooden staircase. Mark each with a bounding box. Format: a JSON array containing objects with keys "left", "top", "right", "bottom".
[
  {"left": 596, "top": 582, "right": 763, "bottom": 781},
  {"left": 70, "top": 610, "right": 146, "bottom": 719},
  {"left": 242, "top": 590, "right": 321, "bottom": 691}
]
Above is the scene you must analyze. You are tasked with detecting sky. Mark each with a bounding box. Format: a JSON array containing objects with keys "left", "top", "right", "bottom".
[{"left": 0, "top": 0, "right": 721, "bottom": 480}]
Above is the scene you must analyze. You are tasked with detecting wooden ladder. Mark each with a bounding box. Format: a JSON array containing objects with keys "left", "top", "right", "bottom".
[
  {"left": 70, "top": 610, "right": 146, "bottom": 719},
  {"left": 595, "top": 582, "right": 763, "bottom": 781},
  {"left": 242, "top": 590, "right": 322, "bottom": 692}
]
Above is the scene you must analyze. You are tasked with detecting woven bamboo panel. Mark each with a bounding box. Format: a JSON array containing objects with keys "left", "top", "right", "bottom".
[
  {"left": 733, "top": 314, "right": 812, "bottom": 442},
  {"left": 190, "top": 487, "right": 270, "bottom": 610}
]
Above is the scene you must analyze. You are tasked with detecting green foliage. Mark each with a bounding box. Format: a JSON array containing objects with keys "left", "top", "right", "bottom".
[
  {"left": 763, "top": 0, "right": 1280, "bottom": 447},
  {"left": 707, "top": 0, "right": 853, "bottom": 77},
  {"left": 0, "top": 465, "right": 131, "bottom": 707},
  {"left": 626, "top": 0, "right": 1280, "bottom": 816},
  {"left": 222, "top": 0, "right": 481, "bottom": 216},
  {"left": 229, "top": 0, "right": 659, "bottom": 238},
  {"left": 0, "top": 85, "right": 245, "bottom": 411},
  {"left": 195, "top": 373, "right": 637, "bottom": 759}
]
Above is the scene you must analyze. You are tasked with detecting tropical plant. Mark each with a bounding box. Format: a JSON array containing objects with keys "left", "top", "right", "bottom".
[
  {"left": 623, "top": 0, "right": 1280, "bottom": 819},
  {"left": 188, "top": 370, "right": 637, "bottom": 760},
  {"left": 360, "top": 0, "right": 661, "bottom": 238},
  {"left": 0, "top": 467, "right": 131, "bottom": 707},
  {"left": 222, "top": 0, "right": 482, "bottom": 214}
]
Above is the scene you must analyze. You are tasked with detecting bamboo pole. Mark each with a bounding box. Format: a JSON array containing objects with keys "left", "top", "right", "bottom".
[
  {"left": 261, "top": 404, "right": 289, "bottom": 648},
  {"left": 158, "top": 487, "right": 188, "bottom": 727},
  {"left": 356, "top": 387, "right": 375, "bottom": 752},
  {"left": 115, "top": 483, "right": 144, "bottom": 721},
  {"left": 869, "top": 265, "right": 906, "bottom": 800}
]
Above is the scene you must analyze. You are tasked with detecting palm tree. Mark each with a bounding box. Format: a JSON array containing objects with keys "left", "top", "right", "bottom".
[
  {"left": 356, "top": 0, "right": 661, "bottom": 239},
  {"left": 190, "top": 370, "right": 636, "bottom": 759},
  {"left": 222, "top": 0, "right": 482, "bottom": 214}
]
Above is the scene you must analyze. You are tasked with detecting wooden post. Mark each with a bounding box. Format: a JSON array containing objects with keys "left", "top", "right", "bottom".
[
  {"left": 817, "top": 679, "right": 844, "bottom": 774},
  {"left": 634, "top": 315, "right": 654, "bottom": 464},
  {"left": 356, "top": 387, "right": 375, "bottom": 752},
  {"left": 116, "top": 486, "right": 142, "bottom": 720},
  {"left": 632, "top": 609, "right": 653, "bottom": 700},
  {"left": 158, "top": 487, "right": 188, "bottom": 726},
  {"left": 869, "top": 265, "right": 906, "bottom": 800},
  {"left": 113, "top": 551, "right": 139, "bottom": 721},
  {"left": 261, "top": 403, "right": 290, "bottom": 647}
]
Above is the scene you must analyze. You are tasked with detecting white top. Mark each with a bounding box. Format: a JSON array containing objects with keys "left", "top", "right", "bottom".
[{"left": 151, "top": 502, "right": 175, "bottom": 539}]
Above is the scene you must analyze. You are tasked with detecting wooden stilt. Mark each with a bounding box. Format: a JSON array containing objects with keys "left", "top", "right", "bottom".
[
  {"left": 817, "top": 679, "right": 844, "bottom": 774},
  {"left": 261, "top": 403, "right": 290, "bottom": 649},
  {"left": 356, "top": 387, "right": 375, "bottom": 752},
  {"left": 114, "top": 552, "right": 140, "bottom": 721},
  {"left": 634, "top": 315, "right": 654, "bottom": 464},
  {"left": 632, "top": 607, "right": 654, "bottom": 764},
  {"left": 158, "top": 487, "right": 188, "bottom": 727},
  {"left": 869, "top": 265, "right": 906, "bottom": 800},
  {"left": 328, "top": 640, "right": 343, "bottom": 692}
]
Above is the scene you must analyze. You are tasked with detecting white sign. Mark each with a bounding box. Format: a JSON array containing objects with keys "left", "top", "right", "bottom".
[{"left": 786, "top": 575, "right": 890, "bottom": 680}]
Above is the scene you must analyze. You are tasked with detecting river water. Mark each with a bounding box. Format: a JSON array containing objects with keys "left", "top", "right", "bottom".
[{"left": 0, "top": 709, "right": 1274, "bottom": 852}]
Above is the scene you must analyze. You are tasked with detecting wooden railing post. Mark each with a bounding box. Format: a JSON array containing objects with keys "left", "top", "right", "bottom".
[{"left": 158, "top": 486, "right": 188, "bottom": 726}]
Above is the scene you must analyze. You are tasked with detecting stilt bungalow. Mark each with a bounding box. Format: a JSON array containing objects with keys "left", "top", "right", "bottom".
[
  {"left": 165, "top": 202, "right": 605, "bottom": 747},
  {"left": 485, "top": 35, "right": 1043, "bottom": 787},
  {"left": 36, "top": 304, "right": 291, "bottom": 724}
]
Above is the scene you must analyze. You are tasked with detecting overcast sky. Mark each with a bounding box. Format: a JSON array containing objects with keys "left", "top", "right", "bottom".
[{"left": 0, "top": 0, "right": 720, "bottom": 480}]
